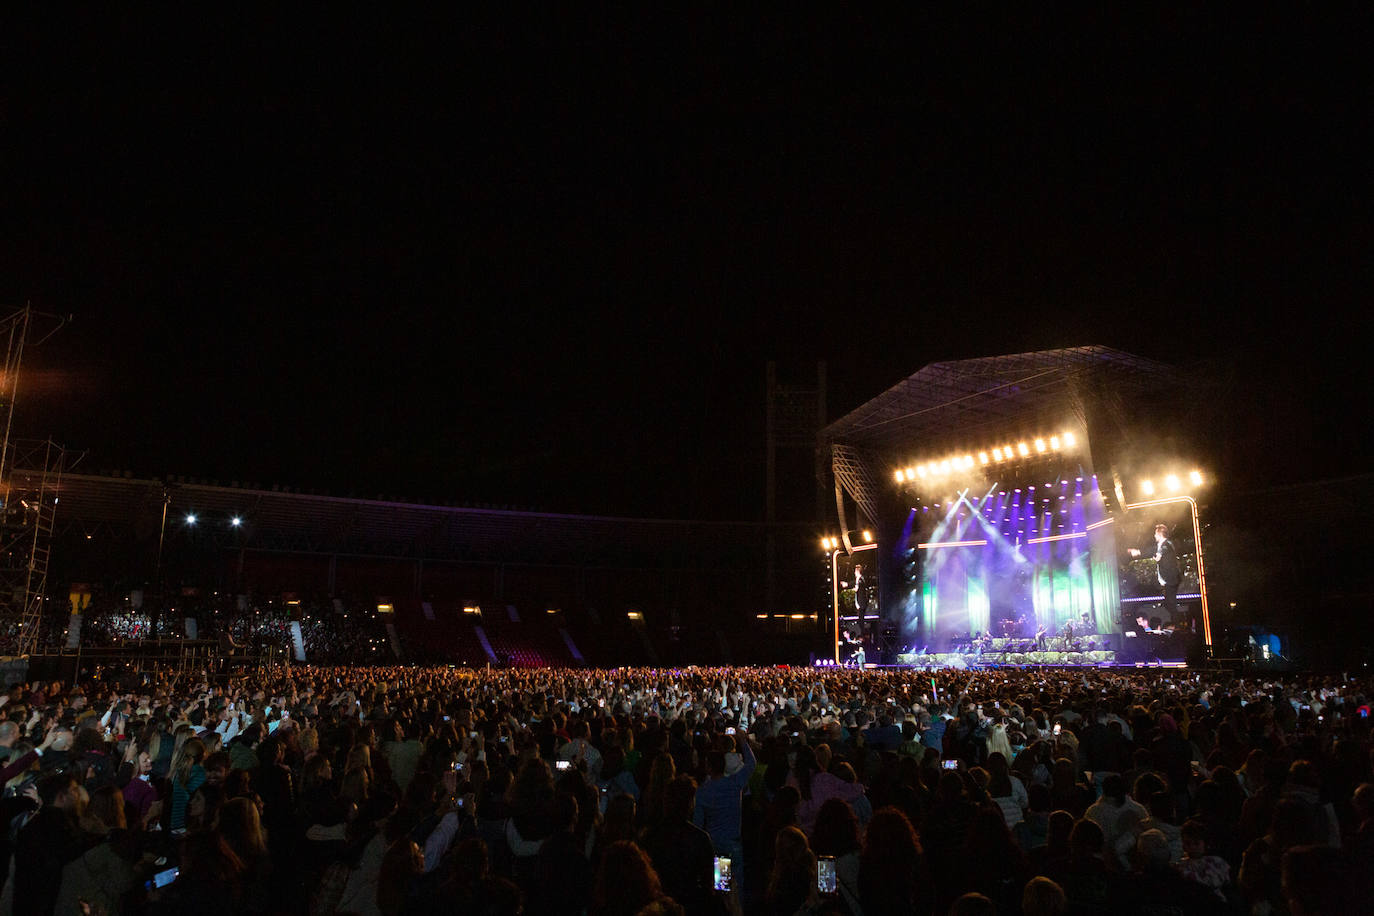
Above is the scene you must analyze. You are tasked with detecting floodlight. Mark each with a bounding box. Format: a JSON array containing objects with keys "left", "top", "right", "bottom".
[
  {"left": 185, "top": 514, "right": 197, "bottom": 524},
  {"left": 894, "top": 470, "right": 905, "bottom": 483},
  {"left": 978, "top": 451, "right": 989, "bottom": 465},
  {"left": 862, "top": 530, "right": 873, "bottom": 543},
  {"left": 1017, "top": 442, "right": 1030, "bottom": 457},
  {"left": 1050, "top": 436, "right": 1061, "bottom": 450},
  {"left": 1141, "top": 480, "right": 1155, "bottom": 496},
  {"left": 1063, "top": 431, "right": 1077, "bottom": 447},
  {"left": 1165, "top": 474, "right": 1181, "bottom": 492},
  {"left": 992, "top": 448, "right": 1003, "bottom": 461},
  {"left": 914, "top": 466, "right": 924, "bottom": 478},
  {"left": 1190, "top": 470, "right": 1204, "bottom": 486},
  {"left": 1035, "top": 438, "right": 1047, "bottom": 453},
  {"left": 230, "top": 516, "right": 242, "bottom": 527}
]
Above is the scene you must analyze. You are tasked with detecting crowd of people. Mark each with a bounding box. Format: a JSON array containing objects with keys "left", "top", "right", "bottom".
[
  {"left": 1, "top": 662, "right": 1371, "bottom": 915},
  {"left": 2, "top": 600, "right": 393, "bottom": 666}
]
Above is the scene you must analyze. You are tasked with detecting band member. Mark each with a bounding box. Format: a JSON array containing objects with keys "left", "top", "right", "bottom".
[
  {"left": 1034, "top": 622, "right": 1048, "bottom": 651},
  {"left": 1130, "top": 524, "right": 1183, "bottom": 621},
  {"left": 840, "top": 628, "right": 865, "bottom": 668}
]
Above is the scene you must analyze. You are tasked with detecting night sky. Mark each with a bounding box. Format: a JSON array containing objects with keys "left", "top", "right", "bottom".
[{"left": 3, "top": 13, "right": 1368, "bottom": 519}]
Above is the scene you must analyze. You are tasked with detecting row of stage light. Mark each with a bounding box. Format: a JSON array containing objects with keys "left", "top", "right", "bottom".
[
  {"left": 820, "top": 530, "right": 872, "bottom": 550},
  {"left": 893, "top": 431, "right": 1079, "bottom": 483}
]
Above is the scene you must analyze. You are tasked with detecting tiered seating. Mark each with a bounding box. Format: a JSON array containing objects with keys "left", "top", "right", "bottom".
[{"left": 480, "top": 623, "right": 574, "bottom": 668}]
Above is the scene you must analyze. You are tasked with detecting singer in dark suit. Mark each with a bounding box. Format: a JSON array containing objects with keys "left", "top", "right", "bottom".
[{"left": 1132, "top": 524, "right": 1183, "bottom": 622}]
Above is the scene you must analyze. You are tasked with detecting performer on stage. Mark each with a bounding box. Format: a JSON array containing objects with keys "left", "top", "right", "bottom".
[
  {"left": 1034, "top": 622, "right": 1048, "bottom": 651},
  {"left": 840, "top": 628, "right": 866, "bottom": 668},
  {"left": 1130, "top": 524, "right": 1183, "bottom": 622}
]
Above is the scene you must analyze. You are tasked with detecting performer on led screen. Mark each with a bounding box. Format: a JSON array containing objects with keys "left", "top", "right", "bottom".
[{"left": 1129, "top": 523, "right": 1183, "bottom": 622}]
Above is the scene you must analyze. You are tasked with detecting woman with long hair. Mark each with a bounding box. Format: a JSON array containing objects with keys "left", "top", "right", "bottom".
[
  {"left": 150, "top": 831, "right": 247, "bottom": 916},
  {"left": 757, "top": 784, "right": 802, "bottom": 887},
  {"left": 591, "top": 840, "right": 674, "bottom": 916},
  {"left": 858, "top": 806, "right": 931, "bottom": 915},
  {"left": 340, "top": 743, "right": 374, "bottom": 807},
  {"left": 811, "top": 798, "right": 863, "bottom": 915},
  {"left": 638, "top": 751, "right": 676, "bottom": 832},
  {"left": 506, "top": 757, "right": 556, "bottom": 889},
  {"left": 217, "top": 796, "right": 269, "bottom": 871},
  {"left": 959, "top": 805, "right": 1027, "bottom": 912},
  {"left": 985, "top": 751, "right": 1029, "bottom": 831},
  {"left": 58, "top": 787, "right": 137, "bottom": 916},
  {"left": 766, "top": 826, "right": 817, "bottom": 916},
  {"left": 376, "top": 836, "right": 424, "bottom": 916},
  {"left": 1048, "top": 757, "right": 1090, "bottom": 817},
  {"left": 594, "top": 794, "right": 638, "bottom": 867},
  {"left": 168, "top": 737, "right": 207, "bottom": 832}
]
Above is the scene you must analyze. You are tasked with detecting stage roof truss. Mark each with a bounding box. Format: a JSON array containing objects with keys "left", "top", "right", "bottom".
[{"left": 821, "top": 347, "right": 1178, "bottom": 532}]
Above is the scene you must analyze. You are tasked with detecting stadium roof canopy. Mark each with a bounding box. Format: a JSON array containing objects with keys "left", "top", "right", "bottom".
[{"left": 34, "top": 472, "right": 773, "bottom": 566}]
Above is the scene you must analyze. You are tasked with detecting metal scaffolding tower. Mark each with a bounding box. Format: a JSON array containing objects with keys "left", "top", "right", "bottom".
[
  {"left": 1, "top": 440, "right": 66, "bottom": 654},
  {"left": 1, "top": 306, "right": 70, "bottom": 656}
]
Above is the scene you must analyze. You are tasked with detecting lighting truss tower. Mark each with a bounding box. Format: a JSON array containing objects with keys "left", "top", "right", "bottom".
[
  {"left": 765, "top": 361, "right": 827, "bottom": 617},
  {"left": 1, "top": 306, "right": 70, "bottom": 656}
]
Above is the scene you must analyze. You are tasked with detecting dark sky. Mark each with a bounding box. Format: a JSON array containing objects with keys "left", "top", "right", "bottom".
[{"left": 3, "top": 12, "right": 1369, "bottom": 519}]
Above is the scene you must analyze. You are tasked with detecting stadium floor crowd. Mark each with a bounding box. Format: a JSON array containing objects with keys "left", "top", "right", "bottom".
[{"left": 1, "top": 662, "right": 1371, "bottom": 915}]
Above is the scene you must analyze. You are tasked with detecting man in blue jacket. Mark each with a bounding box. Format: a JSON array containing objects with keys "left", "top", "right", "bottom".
[{"left": 693, "top": 731, "right": 756, "bottom": 887}]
